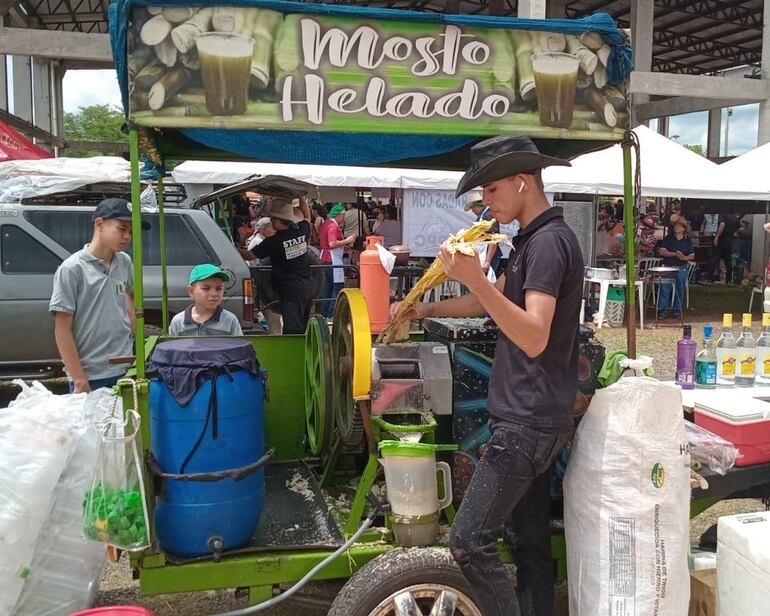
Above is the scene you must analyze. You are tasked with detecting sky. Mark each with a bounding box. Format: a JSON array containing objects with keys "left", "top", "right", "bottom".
[{"left": 9, "top": 66, "right": 765, "bottom": 157}]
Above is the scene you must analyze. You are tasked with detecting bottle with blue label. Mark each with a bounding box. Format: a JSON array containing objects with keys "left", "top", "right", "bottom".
[{"left": 695, "top": 324, "right": 717, "bottom": 389}]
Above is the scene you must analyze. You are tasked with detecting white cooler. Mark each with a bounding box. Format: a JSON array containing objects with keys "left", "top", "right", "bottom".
[{"left": 717, "top": 511, "right": 770, "bottom": 615}]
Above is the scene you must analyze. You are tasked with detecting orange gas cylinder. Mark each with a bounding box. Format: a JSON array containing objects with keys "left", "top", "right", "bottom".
[{"left": 360, "top": 235, "right": 390, "bottom": 333}]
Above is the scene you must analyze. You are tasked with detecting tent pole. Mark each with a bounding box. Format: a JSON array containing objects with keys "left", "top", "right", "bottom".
[
  {"left": 129, "top": 129, "right": 146, "bottom": 378},
  {"left": 623, "top": 140, "right": 637, "bottom": 358},
  {"left": 157, "top": 174, "right": 169, "bottom": 334}
]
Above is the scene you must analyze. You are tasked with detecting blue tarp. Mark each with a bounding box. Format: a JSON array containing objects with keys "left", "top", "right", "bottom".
[{"left": 109, "top": 0, "right": 633, "bottom": 165}]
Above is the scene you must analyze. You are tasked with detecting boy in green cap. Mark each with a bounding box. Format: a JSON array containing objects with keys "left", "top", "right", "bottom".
[{"left": 168, "top": 264, "right": 243, "bottom": 336}]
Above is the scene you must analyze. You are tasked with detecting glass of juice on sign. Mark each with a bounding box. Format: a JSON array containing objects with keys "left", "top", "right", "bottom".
[
  {"left": 195, "top": 33, "right": 255, "bottom": 116},
  {"left": 531, "top": 52, "right": 580, "bottom": 129}
]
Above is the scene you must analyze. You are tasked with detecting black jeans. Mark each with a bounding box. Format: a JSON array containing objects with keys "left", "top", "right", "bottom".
[
  {"left": 281, "top": 299, "right": 311, "bottom": 334},
  {"left": 710, "top": 239, "right": 733, "bottom": 283},
  {"left": 449, "top": 423, "right": 570, "bottom": 616}
]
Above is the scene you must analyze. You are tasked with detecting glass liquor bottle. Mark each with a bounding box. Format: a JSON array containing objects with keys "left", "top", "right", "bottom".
[
  {"left": 716, "top": 314, "right": 736, "bottom": 387},
  {"left": 736, "top": 313, "right": 756, "bottom": 387}
]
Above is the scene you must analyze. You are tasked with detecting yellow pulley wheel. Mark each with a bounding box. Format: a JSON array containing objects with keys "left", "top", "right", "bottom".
[{"left": 332, "top": 288, "right": 371, "bottom": 446}]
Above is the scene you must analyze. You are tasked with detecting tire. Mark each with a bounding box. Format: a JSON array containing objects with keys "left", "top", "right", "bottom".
[{"left": 328, "top": 547, "right": 482, "bottom": 616}]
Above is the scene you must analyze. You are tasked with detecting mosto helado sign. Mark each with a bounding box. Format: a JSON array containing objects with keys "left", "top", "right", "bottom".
[{"left": 128, "top": 7, "right": 628, "bottom": 138}]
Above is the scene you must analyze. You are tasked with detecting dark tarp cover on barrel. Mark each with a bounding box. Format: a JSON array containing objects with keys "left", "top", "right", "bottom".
[
  {"left": 148, "top": 338, "right": 260, "bottom": 406},
  {"left": 108, "top": 0, "right": 633, "bottom": 167}
]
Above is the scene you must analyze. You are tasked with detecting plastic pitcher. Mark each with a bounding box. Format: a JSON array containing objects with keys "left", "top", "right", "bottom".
[{"left": 378, "top": 440, "right": 453, "bottom": 547}]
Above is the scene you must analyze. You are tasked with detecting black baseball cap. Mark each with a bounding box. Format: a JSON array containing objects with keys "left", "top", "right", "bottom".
[{"left": 92, "top": 198, "right": 150, "bottom": 230}]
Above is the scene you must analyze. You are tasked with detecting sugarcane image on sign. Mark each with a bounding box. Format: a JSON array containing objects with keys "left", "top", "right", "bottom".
[{"left": 127, "top": 5, "right": 629, "bottom": 138}]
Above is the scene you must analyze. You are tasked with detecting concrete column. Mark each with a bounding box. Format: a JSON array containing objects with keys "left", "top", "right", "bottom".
[
  {"left": 630, "top": 0, "right": 654, "bottom": 109},
  {"left": 518, "top": 0, "right": 546, "bottom": 19},
  {"left": 754, "top": 0, "right": 770, "bottom": 276},
  {"left": 32, "top": 57, "right": 52, "bottom": 139},
  {"left": 706, "top": 109, "right": 721, "bottom": 159},
  {"left": 0, "top": 55, "right": 7, "bottom": 110},
  {"left": 12, "top": 54, "right": 32, "bottom": 122},
  {"left": 51, "top": 63, "right": 64, "bottom": 150},
  {"left": 657, "top": 116, "right": 669, "bottom": 137}
]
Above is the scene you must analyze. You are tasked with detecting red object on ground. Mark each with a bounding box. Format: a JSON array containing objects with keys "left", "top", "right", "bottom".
[
  {"left": 70, "top": 608, "right": 154, "bottom": 616},
  {"left": 360, "top": 235, "right": 390, "bottom": 333},
  {"left": 0, "top": 120, "right": 52, "bottom": 161},
  {"left": 695, "top": 409, "right": 770, "bottom": 466}
]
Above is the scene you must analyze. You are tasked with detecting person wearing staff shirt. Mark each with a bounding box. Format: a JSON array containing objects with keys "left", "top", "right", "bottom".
[{"left": 391, "top": 136, "right": 581, "bottom": 616}]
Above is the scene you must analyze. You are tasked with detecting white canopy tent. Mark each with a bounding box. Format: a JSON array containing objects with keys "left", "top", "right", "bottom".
[
  {"left": 543, "top": 125, "right": 770, "bottom": 201},
  {"left": 718, "top": 142, "right": 770, "bottom": 190},
  {"left": 172, "top": 127, "right": 769, "bottom": 201}
]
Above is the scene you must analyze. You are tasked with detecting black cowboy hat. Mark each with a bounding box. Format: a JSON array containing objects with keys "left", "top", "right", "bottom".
[{"left": 455, "top": 136, "right": 571, "bottom": 198}]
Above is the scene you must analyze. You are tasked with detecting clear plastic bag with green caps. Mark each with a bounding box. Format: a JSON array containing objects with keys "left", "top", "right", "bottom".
[{"left": 82, "top": 388, "right": 150, "bottom": 552}]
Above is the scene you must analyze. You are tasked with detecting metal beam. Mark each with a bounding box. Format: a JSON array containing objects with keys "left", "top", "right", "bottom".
[
  {"left": 0, "top": 26, "right": 111, "bottom": 63},
  {"left": 634, "top": 95, "right": 762, "bottom": 122},
  {"left": 614, "top": 0, "right": 763, "bottom": 29},
  {"left": 0, "top": 108, "right": 63, "bottom": 146},
  {"left": 629, "top": 71, "right": 770, "bottom": 99}
]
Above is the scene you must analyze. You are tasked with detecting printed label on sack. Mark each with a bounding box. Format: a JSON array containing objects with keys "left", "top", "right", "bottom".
[
  {"left": 609, "top": 516, "right": 636, "bottom": 616},
  {"left": 651, "top": 463, "right": 665, "bottom": 488},
  {"left": 716, "top": 349, "right": 736, "bottom": 377},
  {"left": 740, "top": 353, "right": 756, "bottom": 376}
]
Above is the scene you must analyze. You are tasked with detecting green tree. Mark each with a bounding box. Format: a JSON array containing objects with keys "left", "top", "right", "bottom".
[
  {"left": 683, "top": 143, "right": 705, "bottom": 156},
  {"left": 63, "top": 104, "right": 127, "bottom": 157}
]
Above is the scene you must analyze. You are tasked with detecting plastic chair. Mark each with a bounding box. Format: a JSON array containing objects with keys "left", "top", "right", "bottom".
[
  {"left": 686, "top": 261, "right": 697, "bottom": 309},
  {"left": 749, "top": 270, "right": 766, "bottom": 312}
]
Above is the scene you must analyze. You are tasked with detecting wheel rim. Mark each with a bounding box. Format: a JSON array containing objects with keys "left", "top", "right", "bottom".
[
  {"left": 368, "top": 583, "right": 482, "bottom": 616},
  {"left": 331, "top": 289, "right": 371, "bottom": 445},
  {"left": 304, "top": 315, "right": 333, "bottom": 456}
]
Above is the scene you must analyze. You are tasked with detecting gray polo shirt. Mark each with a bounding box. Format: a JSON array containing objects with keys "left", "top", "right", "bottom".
[
  {"left": 49, "top": 246, "right": 134, "bottom": 381},
  {"left": 168, "top": 305, "right": 243, "bottom": 336}
]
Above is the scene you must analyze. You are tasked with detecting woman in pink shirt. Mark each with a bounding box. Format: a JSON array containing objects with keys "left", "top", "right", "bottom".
[{"left": 319, "top": 204, "right": 356, "bottom": 318}]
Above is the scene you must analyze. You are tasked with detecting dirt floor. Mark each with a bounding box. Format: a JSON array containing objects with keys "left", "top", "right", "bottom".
[{"left": 3, "top": 283, "right": 767, "bottom": 615}]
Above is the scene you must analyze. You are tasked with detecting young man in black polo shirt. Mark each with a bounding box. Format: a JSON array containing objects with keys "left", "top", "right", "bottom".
[
  {"left": 394, "top": 136, "right": 583, "bottom": 616},
  {"left": 250, "top": 196, "right": 314, "bottom": 334}
]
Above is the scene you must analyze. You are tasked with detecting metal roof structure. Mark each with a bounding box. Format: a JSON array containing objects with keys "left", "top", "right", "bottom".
[{"left": 5, "top": 0, "right": 765, "bottom": 75}]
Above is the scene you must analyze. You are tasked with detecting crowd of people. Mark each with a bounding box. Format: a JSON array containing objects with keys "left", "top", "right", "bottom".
[{"left": 230, "top": 193, "right": 404, "bottom": 333}]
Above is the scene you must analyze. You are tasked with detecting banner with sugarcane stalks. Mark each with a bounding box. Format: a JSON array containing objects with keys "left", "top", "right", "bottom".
[{"left": 128, "top": 6, "right": 629, "bottom": 139}]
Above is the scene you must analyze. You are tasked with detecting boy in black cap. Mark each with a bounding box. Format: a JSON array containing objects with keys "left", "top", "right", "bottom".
[
  {"left": 49, "top": 198, "right": 148, "bottom": 393},
  {"left": 392, "top": 136, "right": 583, "bottom": 616}
]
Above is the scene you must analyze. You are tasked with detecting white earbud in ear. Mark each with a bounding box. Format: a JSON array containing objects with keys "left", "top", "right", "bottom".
[{"left": 518, "top": 182, "right": 526, "bottom": 193}]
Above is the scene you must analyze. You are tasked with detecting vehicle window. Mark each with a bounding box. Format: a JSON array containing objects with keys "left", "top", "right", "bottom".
[
  {"left": 25, "top": 211, "right": 219, "bottom": 265},
  {"left": 1, "top": 225, "right": 62, "bottom": 274}
]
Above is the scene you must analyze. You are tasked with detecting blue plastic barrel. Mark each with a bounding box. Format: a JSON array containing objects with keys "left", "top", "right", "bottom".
[{"left": 148, "top": 338, "right": 265, "bottom": 557}]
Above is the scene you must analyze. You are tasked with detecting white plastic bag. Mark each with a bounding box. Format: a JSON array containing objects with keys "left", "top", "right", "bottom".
[
  {"left": 0, "top": 382, "right": 87, "bottom": 616},
  {"left": 564, "top": 378, "right": 690, "bottom": 616},
  {"left": 12, "top": 389, "right": 112, "bottom": 616},
  {"left": 82, "top": 391, "right": 150, "bottom": 552}
]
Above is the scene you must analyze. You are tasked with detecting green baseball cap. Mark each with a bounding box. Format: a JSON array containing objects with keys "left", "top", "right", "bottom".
[
  {"left": 188, "top": 263, "right": 231, "bottom": 285},
  {"left": 328, "top": 203, "right": 345, "bottom": 217}
]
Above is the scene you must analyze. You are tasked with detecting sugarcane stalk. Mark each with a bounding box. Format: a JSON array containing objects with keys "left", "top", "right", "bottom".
[
  {"left": 594, "top": 63, "right": 608, "bottom": 90},
  {"left": 597, "top": 44, "right": 611, "bottom": 68},
  {"left": 150, "top": 103, "right": 210, "bottom": 117},
  {"left": 131, "top": 90, "right": 150, "bottom": 112},
  {"left": 171, "top": 8, "right": 213, "bottom": 54},
  {"left": 566, "top": 35, "right": 598, "bottom": 75},
  {"left": 602, "top": 86, "right": 628, "bottom": 111},
  {"left": 273, "top": 13, "right": 301, "bottom": 90},
  {"left": 140, "top": 14, "right": 171, "bottom": 46},
  {"left": 170, "top": 91, "right": 207, "bottom": 105},
  {"left": 161, "top": 7, "right": 196, "bottom": 24},
  {"left": 580, "top": 32, "right": 604, "bottom": 51},
  {"left": 510, "top": 30, "right": 536, "bottom": 102},
  {"left": 148, "top": 68, "right": 190, "bottom": 110},
  {"left": 583, "top": 87, "right": 617, "bottom": 128},
  {"left": 179, "top": 50, "right": 200, "bottom": 70},
  {"left": 147, "top": 6, "right": 162, "bottom": 16},
  {"left": 133, "top": 61, "right": 165, "bottom": 90},
  {"left": 128, "top": 44, "right": 154, "bottom": 79},
  {"left": 212, "top": 6, "right": 246, "bottom": 33},
  {"left": 534, "top": 31, "right": 567, "bottom": 53},
  {"left": 155, "top": 37, "right": 177, "bottom": 67},
  {"left": 250, "top": 9, "right": 283, "bottom": 90},
  {"left": 490, "top": 28, "right": 515, "bottom": 87},
  {"left": 576, "top": 70, "right": 592, "bottom": 90}
]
